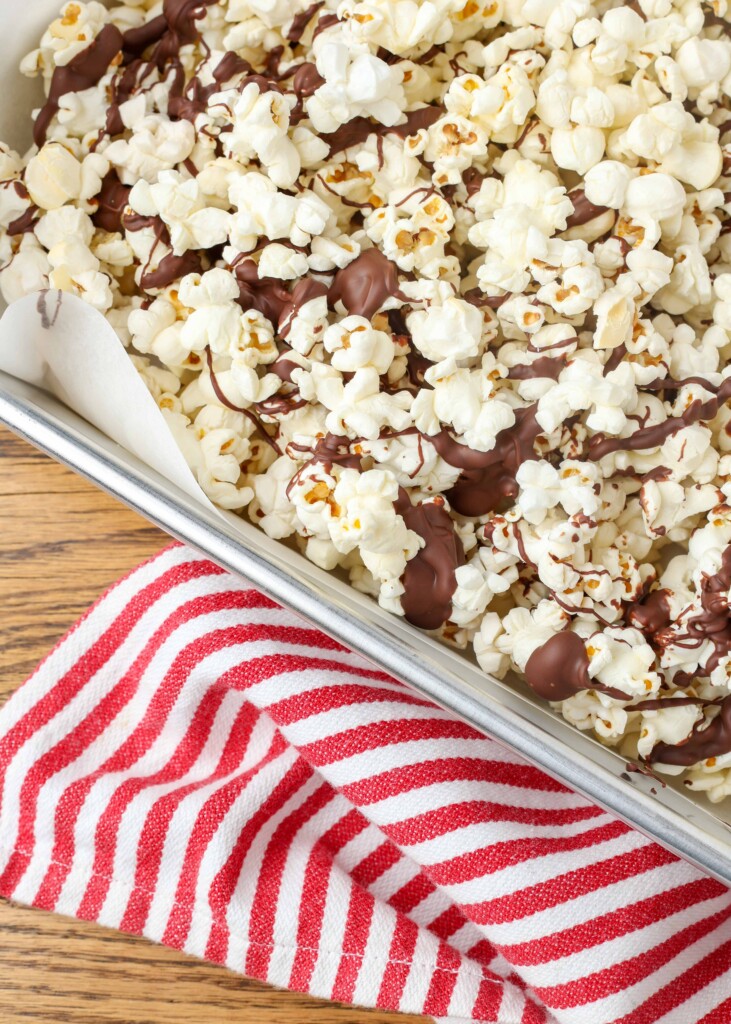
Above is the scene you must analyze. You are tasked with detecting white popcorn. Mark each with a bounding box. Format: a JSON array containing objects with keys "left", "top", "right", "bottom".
[
  {"left": 469, "top": 160, "right": 573, "bottom": 293},
  {"left": 130, "top": 173, "right": 231, "bottom": 255},
  {"left": 178, "top": 269, "right": 242, "bottom": 356},
  {"left": 449, "top": 561, "right": 495, "bottom": 629},
  {"left": 551, "top": 125, "right": 606, "bottom": 175},
  {"left": 623, "top": 172, "right": 686, "bottom": 235},
  {"left": 583, "top": 161, "right": 633, "bottom": 209},
  {"left": 284, "top": 296, "right": 329, "bottom": 356},
  {"left": 656, "top": 244, "right": 713, "bottom": 315},
  {"left": 323, "top": 316, "right": 394, "bottom": 374},
  {"left": 47, "top": 239, "right": 113, "bottom": 311},
  {"left": 106, "top": 115, "right": 196, "bottom": 183},
  {"left": 308, "top": 43, "right": 406, "bottom": 133},
  {"left": 0, "top": 236, "right": 51, "bottom": 304},
  {"left": 406, "top": 287, "right": 483, "bottom": 362},
  {"left": 446, "top": 65, "right": 536, "bottom": 142},
  {"left": 615, "top": 101, "right": 722, "bottom": 191},
  {"left": 258, "top": 243, "right": 309, "bottom": 280},
  {"left": 412, "top": 356, "right": 516, "bottom": 452},
  {"left": 586, "top": 627, "right": 660, "bottom": 699},
  {"left": 625, "top": 248, "right": 673, "bottom": 298},
  {"left": 570, "top": 87, "right": 614, "bottom": 129},
  {"left": 675, "top": 38, "right": 731, "bottom": 113},
  {"left": 537, "top": 358, "right": 636, "bottom": 435},
  {"left": 25, "top": 144, "right": 82, "bottom": 210},
  {"left": 229, "top": 173, "right": 334, "bottom": 251},
  {"left": 218, "top": 82, "right": 301, "bottom": 189},
  {"left": 365, "top": 187, "right": 455, "bottom": 272},
  {"left": 592, "top": 278, "right": 637, "bottom": 350},
  {"left": 298, "top": 364, "right": 413, "bottom": 440},
  {"left": 474, "top": 612, "right": 510, "bottom": 678},
  {"left": 35, "top": 206, "right": 94, "bottom": 250},
  {"left": 339, "top": 0, "right": 455, "bottom": 56},
  {"left": 425, "top": 115, "right": 489, "bottom": 185}
]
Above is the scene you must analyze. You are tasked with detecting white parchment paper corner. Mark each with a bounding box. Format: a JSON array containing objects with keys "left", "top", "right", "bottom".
[{"left": 0, "top": 0, "right": 216, "bottom": 509}]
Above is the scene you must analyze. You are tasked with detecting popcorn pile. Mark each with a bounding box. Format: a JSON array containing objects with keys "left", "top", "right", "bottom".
[{"left": 4, "top": 0, "right": 731, "bottom": 796}]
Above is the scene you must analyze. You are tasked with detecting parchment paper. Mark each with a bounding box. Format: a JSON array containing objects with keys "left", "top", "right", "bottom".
[{"left": 0, "top": 0, "right": 218, "bottom": 510}]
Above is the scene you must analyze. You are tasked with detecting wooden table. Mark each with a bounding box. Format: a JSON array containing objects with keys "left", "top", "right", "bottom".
[{"left": 0, "top": 427, "right": 427, "bottom": 1024}]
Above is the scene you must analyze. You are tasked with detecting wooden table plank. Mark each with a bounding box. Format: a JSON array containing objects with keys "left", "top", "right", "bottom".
[{"left": 0, "top": 426, "right": 427, "bottom": 1024}]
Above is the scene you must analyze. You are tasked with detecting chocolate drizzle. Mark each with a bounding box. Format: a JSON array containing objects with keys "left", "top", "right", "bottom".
[
  {"left": 234, "top": 260, "right": 292, "bottom": 324},
  {"left": 649, "top": 695, "right": 731, "bottom": 766},
  {"left": 655, "top": 546, "right": 731, "bottom": 684},
  {"left": 141, "top": 249, "right": 202, "bottom": 290},
  {"left": 525, "top": 629, "right": 629, "bottom": 702},
  {"left": 36, "top": 289, "right": 63, "bottom": 330},
  {"left": 278, "top": 278, "right": 328, "bottom": 337},
  {"left": 163, "top": 0, "right": 218, "bottom": 42},
  {"left": 431, "top": 405, "right": 543, "bottom": 518},
  {"left": 589, "top": 377, "right": 731, "bottom": 461},
  {"left": 625, "top": 589, "right": 673, "bottom": 637},
  {"left": 7, "top": 206, "right": 39, "bottom": 236},
  {"left": 463, "top": 288, "right": 510, "bottom": 309},
  {"left": 121, "top": 14, "right": 168, "bottom": 60},
  {"left": 92, "top": 171, "right": 131, "bottom": 233},
  {"left": 205, "top": 347, "right": 282, "bottom": 455},
  {"left": 288, "top": 433, "right": 363, "bottom": 477},
  {"left": 292, "top": 61, "right": 325, "bottom": 97},
  {"left": 395, "top": 490, "right": 465, "bottom": 630},
  {"left": 287, "top": 2, "right": 325, "bottom": 42},
  {"left": 462, "top": 167, "right": 486, "bottom": 197},
  {"left": 328, "top": 249, "right": 403, "bottom": 320},
  {"left": 34, "top": 24, "right": 124, "bottom": 146},
  {"left": 565, "top": 188, "right": 610, "bottom": 229},
  {"left": 507, "top": 356, "right": 565, "bottom": 381},
  {"left": 524, "top": 630, "right": 591, "bottom": 701},
  {"left": 321, "top": 105, "right": 443, "bottom": 156}
]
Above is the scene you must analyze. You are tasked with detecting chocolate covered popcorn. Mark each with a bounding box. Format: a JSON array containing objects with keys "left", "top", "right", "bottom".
[{"left": 4, "top": 0, "right": 731, "bottom": 794}]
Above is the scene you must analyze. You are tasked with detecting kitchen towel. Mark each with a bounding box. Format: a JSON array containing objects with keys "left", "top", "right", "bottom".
[{"left": 0, "top": 543, "right": 730, "bottom": 1024}]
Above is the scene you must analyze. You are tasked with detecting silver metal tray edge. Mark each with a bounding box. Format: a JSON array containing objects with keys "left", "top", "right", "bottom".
[{"left": 2, "top": 367, "right": 731, "bottom": 885}]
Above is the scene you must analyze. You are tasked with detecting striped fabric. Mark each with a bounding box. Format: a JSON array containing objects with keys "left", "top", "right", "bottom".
[{"left": 1, "top": 545, "right": 730, "bottom": 1024}]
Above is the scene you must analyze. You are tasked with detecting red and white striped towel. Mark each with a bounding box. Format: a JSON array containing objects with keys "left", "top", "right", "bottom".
[{"left": 1, "top": 544, "right": 730, "bottom": 1024}]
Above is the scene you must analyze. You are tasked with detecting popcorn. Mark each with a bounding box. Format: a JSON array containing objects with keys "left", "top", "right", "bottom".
[
  {"left": 6, "top": 0, "right": 731, "bottom": 789},
  {"left": 468, "top": 160, "right": 573, "bottom": 293},
  {"left": 550, "top": 125, "right": 606, "bottom": 175},
  {"left": 323, "top": 316, "right": 394, "bottom": 374},
  {"left": 216, "top": 82, "right": 302, "bottom": 189},
  {"left": 26, "top": 144, "right": 87, "bottom": 210},
  {"left": 105, "top": 116, "right": 196, "bottom": 184},
  {"left": 406, "top": 286, "right": 483, "bottom": 362},
  {"left": 229, "top": 173, "right": 334, "bottom": 251},
  {"left": 308, "top": 43, "right": 406, "bottom": 133},
  {"left": 339, "top": 0, "right": 455, "bottom": 56},
  {"left": 445, "top": 65, "right": 536, "bottom": 142},
  {"left": 22, "top": 2, "right": 110, "bottom": 76},
  {"left": 583, "top": 160, "right": 633, "bottom": 209},
  {"left": 623, "top": 172, "right": 686, "bottom": 232},
  {"left": 613, "top": 101, "right": 722, "bottom": 190},
  {"left": 412, "top": 355, "right": 516, "bottom": 452},
  {"left": 424, "top": 115, "right": 488, "bottom": 185},
  {"left": 129, "top": 173, "right": 231, "bottom": 255}
]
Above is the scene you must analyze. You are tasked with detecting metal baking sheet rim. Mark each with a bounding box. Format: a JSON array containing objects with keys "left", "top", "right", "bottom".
[{"left": 2, "top": 366, "right": 731, "bottom": 886}]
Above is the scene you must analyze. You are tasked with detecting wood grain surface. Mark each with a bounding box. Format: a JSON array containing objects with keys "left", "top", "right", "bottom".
[{"left": 0, "top": 426, "right": 427, "bottom": 1024}]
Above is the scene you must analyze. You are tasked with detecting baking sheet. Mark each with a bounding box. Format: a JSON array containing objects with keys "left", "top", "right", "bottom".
[
  {"left": 3, "top": 370, "right": 731, "bottom": 885},
  {"left": 1, "top": 1, "right": 731, "bottom": 884}
]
